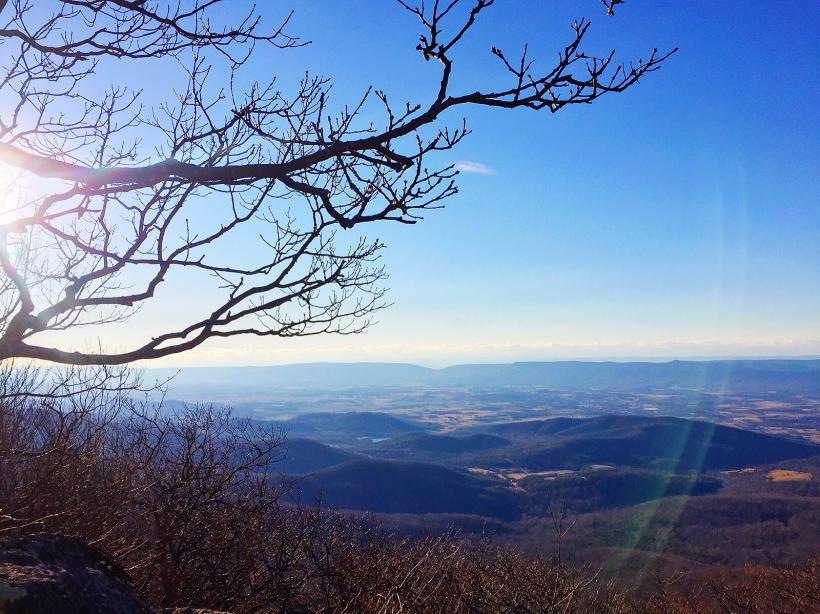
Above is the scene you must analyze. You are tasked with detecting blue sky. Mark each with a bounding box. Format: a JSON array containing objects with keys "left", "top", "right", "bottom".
[
  {"left": 26, "top": 1, "right": 820, "bottom": 366},
  {"left": 155, "top": 0, "right": 817, "bottom": 367}
]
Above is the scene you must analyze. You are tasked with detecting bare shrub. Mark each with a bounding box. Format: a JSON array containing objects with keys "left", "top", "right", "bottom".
[
  {"left": 706, "top": 559, "right": 820, "bottom": 614},
  {"left": 3, "top": 366, "right": 813, "bottom": 613},
  {"left": 0, "top": 365, "right": 293, "bottom": 609}
]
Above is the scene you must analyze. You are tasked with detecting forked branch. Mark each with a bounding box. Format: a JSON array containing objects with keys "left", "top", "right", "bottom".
[{"left": 0, "top": 0, "right": 674, "bottom": 364}]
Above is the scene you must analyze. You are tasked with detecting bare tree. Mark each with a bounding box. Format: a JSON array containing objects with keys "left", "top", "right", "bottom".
[{"left": 0, "top": 0, "right": 674, "bottom": 365}]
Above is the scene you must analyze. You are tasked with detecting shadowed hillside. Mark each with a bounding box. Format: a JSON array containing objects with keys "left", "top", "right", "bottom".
[
  {"left": 371, "top": 432, "right": 510, "bottom": 456},
  {"left": 274, "top": 415, "right": 818, "bottom": 528},
  {"left": 458, "top": 415, "right": 819, "bottom": 472},
  {"left": 279, "top": 438, "right": 358, "bottom": 474},
  {"left": 293, "top": 459, "right": 522, "bottom": 519},
  {"left": 279, "top": 411, "right": 422, "bottom": 442}
]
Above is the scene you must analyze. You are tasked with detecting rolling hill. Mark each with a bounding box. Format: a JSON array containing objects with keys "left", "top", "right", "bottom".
[
  {"left": 292, "top": 459, "right": 522, "bottom": 519},
  {"left": 460, "top": 415, "right": 820, "bottom": 472},
  {"left": 369, "top": 432, "right": 510, "bottom": 456},
  {"left": 280, "top": 411, "right": 422, "bottom": 441},
  {"left": 278, "top": 438, "right": 358, "bottom": 474},
  {"left": 273, "top": 415, "right": 818, "bottom": 523}
]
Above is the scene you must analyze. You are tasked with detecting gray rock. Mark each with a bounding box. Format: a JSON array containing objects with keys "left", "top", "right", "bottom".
[{"left": 0, "top": 534, "right": 151, "bottom": 614}]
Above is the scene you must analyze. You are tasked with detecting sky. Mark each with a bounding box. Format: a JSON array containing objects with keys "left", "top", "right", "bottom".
[{"left": 8, "top": 1, "right": 820, "bottom": 367}]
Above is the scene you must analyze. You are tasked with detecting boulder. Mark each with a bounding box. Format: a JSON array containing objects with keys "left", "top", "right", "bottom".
[{"left": 0, "top": 534, "right": 150, "bottom": 614}]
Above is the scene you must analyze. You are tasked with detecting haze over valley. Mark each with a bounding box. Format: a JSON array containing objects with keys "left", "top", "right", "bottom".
[{"left": 150, "top": 359, "right": 820, "bottom": 442}]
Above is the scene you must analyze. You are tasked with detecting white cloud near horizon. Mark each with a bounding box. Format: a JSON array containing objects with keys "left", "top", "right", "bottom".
[
  {"left": 454, "top": 160, "right": 496, "bottom": 175},
  {"left": 140, "top": 338, "right": 820, "bottom": 369}
]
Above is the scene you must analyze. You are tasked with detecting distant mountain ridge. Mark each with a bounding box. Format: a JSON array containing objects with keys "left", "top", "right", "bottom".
[{"left": 149, "top": 359, "right": 820, "bottom": 397}]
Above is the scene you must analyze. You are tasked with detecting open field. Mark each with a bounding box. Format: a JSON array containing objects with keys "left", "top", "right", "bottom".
[{"left": 767, "top": 469, "right": 812, "bottom": 482}]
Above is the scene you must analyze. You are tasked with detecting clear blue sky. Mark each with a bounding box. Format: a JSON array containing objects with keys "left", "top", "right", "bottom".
[{"left": 64, "top": 1, "right": 820, "bottom": 365}]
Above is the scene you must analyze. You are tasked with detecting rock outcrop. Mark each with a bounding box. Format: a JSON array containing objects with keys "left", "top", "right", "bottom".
[{"left": 0, "top": 534, "right": 150, "bottom": 614}]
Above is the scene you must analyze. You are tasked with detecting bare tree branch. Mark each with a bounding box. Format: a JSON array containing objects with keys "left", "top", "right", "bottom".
[{"left": 0, "top": 0, "right": 674, "bottom": 365}]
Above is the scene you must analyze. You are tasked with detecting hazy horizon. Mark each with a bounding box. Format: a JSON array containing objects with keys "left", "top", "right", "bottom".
[
  {"left": 136, "top": 339, "right": 820, "bottom": 369},
  {"left": 141, "top": 353, "right": 820, "bottom": 372}
]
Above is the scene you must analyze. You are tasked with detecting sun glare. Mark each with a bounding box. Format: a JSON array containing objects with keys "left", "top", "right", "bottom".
[{"left": 0, "top": 164, "right": 26, "bottom": 226}]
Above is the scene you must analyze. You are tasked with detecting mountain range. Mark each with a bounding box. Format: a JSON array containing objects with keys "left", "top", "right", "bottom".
[{"left": 148, "top": 359, "right": 820, "bottom": 398}]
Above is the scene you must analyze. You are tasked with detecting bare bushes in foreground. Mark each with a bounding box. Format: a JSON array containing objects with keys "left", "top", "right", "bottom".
[
  {"left": 0, "top": 367, "right": 816, "bottom": 613},
  {"left": 0, "top": 365, "right": 294, "bottom": 609},
  {"left": 706, "top": 559, "right": 820, "bottom": 614}
]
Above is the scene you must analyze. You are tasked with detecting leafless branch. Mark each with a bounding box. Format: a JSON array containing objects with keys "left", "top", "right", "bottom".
[{"left": 0, "top": 0, "right": 674, "bottom": 364}]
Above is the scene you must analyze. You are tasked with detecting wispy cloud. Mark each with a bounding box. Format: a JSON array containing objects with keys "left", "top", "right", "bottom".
[{"left": 454, "top": 160, "right": 496, "bottom": 175}]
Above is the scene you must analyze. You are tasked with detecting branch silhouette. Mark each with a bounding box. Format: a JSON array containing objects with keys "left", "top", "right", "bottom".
[{"left": 0, "top": 0, "right": 674, "bottom": 364}]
